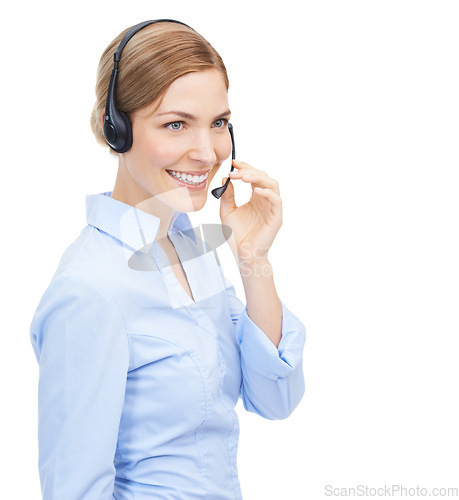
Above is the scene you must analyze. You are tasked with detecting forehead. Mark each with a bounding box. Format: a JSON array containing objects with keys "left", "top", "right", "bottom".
[{"left": 156, "top": 69, "right": 228, "bottom": 111}]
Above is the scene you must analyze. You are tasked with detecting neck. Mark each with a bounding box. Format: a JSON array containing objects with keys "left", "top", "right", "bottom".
[
  {"left": 110, "top": 163, "right": 177, "bottom": 244},
  {"left": 136, "top": 197, "right": 176, "bottom": 243}
]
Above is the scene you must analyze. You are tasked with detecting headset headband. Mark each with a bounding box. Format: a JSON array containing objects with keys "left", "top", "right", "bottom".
[{"left": 113, "top": 19, "right": 195, "bottom": 64}]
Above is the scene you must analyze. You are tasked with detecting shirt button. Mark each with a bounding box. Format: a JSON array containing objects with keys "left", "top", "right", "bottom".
[
  {"left": 220, "top": 361, "right": 225, "bottom": 370},
  {"left": 233, "top": 466, "right": 238, "bottom": 475}
]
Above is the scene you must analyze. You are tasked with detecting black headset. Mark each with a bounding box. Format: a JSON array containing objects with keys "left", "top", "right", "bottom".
[{"left": 103, "top": 19, "right": 235, "bottom": 199}]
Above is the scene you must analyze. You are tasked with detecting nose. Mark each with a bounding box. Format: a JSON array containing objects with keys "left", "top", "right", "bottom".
[{"left": 188, "top": 130, "right": 218, "bottom": 165}]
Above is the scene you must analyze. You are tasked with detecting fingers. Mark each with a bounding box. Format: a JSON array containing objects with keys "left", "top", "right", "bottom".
[
  {"left": 230, "top": 159, "right": 280, "bottom": 193},
  {"left": 232, "top": 160, "right": 268, "bottom": 176},
  {"left": 227, "top": 159, "right": 283, "bottom": 224},
  {"left": 229, "top": 169, "right": 280, "bottom": 194},
  {"left": 254, "top": 187, "right": 283, "bottom": 218}
]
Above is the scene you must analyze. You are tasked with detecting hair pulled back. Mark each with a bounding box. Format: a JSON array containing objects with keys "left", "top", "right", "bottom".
[{"left": 90, "top": 22, "right": 229, "bottom": 151}]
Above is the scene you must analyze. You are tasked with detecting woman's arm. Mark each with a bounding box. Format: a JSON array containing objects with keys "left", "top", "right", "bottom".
[
  {"left": 238, "top": 257, "right": 282, "bottom": 348},
  {"left": 30, "top": 272, "right": 129, "bottom": 500},
  {"left": 218, "top": 265, "right": 306, "bottom": 420},
  {"left": 218, "top": 159, "right": 306, "bottom": 419}
]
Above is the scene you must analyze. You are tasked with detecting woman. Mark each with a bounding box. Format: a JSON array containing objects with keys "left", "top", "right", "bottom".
[{"left": 30, "top": 19, "right": 306, "bottom": 500}]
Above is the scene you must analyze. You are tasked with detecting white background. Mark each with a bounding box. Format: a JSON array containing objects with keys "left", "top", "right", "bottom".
[{"left": 1, "top": 1, "right": 458, "bottom": 498}]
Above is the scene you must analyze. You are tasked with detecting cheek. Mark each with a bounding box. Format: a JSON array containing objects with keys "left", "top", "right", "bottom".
[
  {"left": 139, "top": 141, "right": 184, "bottom": 169},
  {"left": 217, "top": 135, "right": 233, "bottom": 161},
  {"left": 130, "top": 123, "right": 184, "bottom": 169}
]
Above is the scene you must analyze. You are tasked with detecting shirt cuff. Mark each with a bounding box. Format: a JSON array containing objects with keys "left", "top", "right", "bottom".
[{"left": 235, "top": 300, "right": 306, "bottom": 381}]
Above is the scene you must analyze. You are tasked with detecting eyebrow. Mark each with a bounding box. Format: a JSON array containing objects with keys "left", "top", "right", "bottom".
[{"left": 155, "top": 110, "right": 232, "bottom": 121}]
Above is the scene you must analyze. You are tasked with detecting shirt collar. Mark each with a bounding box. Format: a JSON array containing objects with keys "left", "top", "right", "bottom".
[{"left": 86, "top": 191, "right": 196, "bottom": 251}]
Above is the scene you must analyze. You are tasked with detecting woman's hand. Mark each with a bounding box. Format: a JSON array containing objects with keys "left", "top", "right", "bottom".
[{"left": 219, "top": 159, "right": 283, "bottom": 265}]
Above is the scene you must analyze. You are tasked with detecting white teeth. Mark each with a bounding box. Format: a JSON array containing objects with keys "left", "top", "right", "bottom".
[{"left": 167, "top": 169, "right": 209, "bottom": 186}]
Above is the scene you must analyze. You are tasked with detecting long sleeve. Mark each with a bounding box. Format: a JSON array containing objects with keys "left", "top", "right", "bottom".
[
  {"left": 220, "top": 268, "right": 306, "bottom": 420},
  {"left": 29, "top": 271, "right": 130, "bottom": 500}
]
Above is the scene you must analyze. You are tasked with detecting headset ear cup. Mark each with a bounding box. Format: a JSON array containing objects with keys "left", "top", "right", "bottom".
[
  {"left": 115, "top": 110, "right": 133, "bottom": 153},
  {"left": 104, "top": 105, "right": 133, "bottom": 153}
]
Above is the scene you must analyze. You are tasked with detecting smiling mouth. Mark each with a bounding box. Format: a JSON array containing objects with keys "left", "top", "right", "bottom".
[{"left": 166, "top": 169, "right": 210, "bottom": 186}]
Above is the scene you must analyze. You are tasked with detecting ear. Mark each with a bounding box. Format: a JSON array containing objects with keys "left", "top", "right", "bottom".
[{"left": 100, "top": 110, "right": 105, "bottom": 128}]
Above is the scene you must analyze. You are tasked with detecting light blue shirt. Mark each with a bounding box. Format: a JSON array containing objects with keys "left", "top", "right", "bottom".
[{"left": 29, "top": 191, "right": 306, "bottom": 500}]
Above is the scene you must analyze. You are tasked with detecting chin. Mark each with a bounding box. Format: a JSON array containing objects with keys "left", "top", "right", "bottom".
[
  {"left": 162, "top": 189, "right": 208, "bottom": 213},
  {"left": 180, "top": 194, "right": 208, "bottom": 213}
]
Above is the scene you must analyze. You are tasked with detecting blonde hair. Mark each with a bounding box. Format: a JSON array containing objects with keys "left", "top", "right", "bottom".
[{"left": 90, "top": 21, "right": 229, "bottom": 152}]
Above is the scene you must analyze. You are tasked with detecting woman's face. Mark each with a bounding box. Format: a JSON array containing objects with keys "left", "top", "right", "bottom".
[{"left": 117, "top": 68, "right": 232, "bottom": 213}]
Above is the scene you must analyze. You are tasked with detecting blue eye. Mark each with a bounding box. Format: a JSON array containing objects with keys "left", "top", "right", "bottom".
[
  {"left": 165, "top": 121, "right": 185, "bottom": 131},
  {"left": 213, "top": 118, "right": 228, "bottom": 128}
]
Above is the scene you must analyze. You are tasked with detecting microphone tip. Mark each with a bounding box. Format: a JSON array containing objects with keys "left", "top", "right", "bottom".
[{"left": 211, "top": 186, "right": 224, "bottom": 199}]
